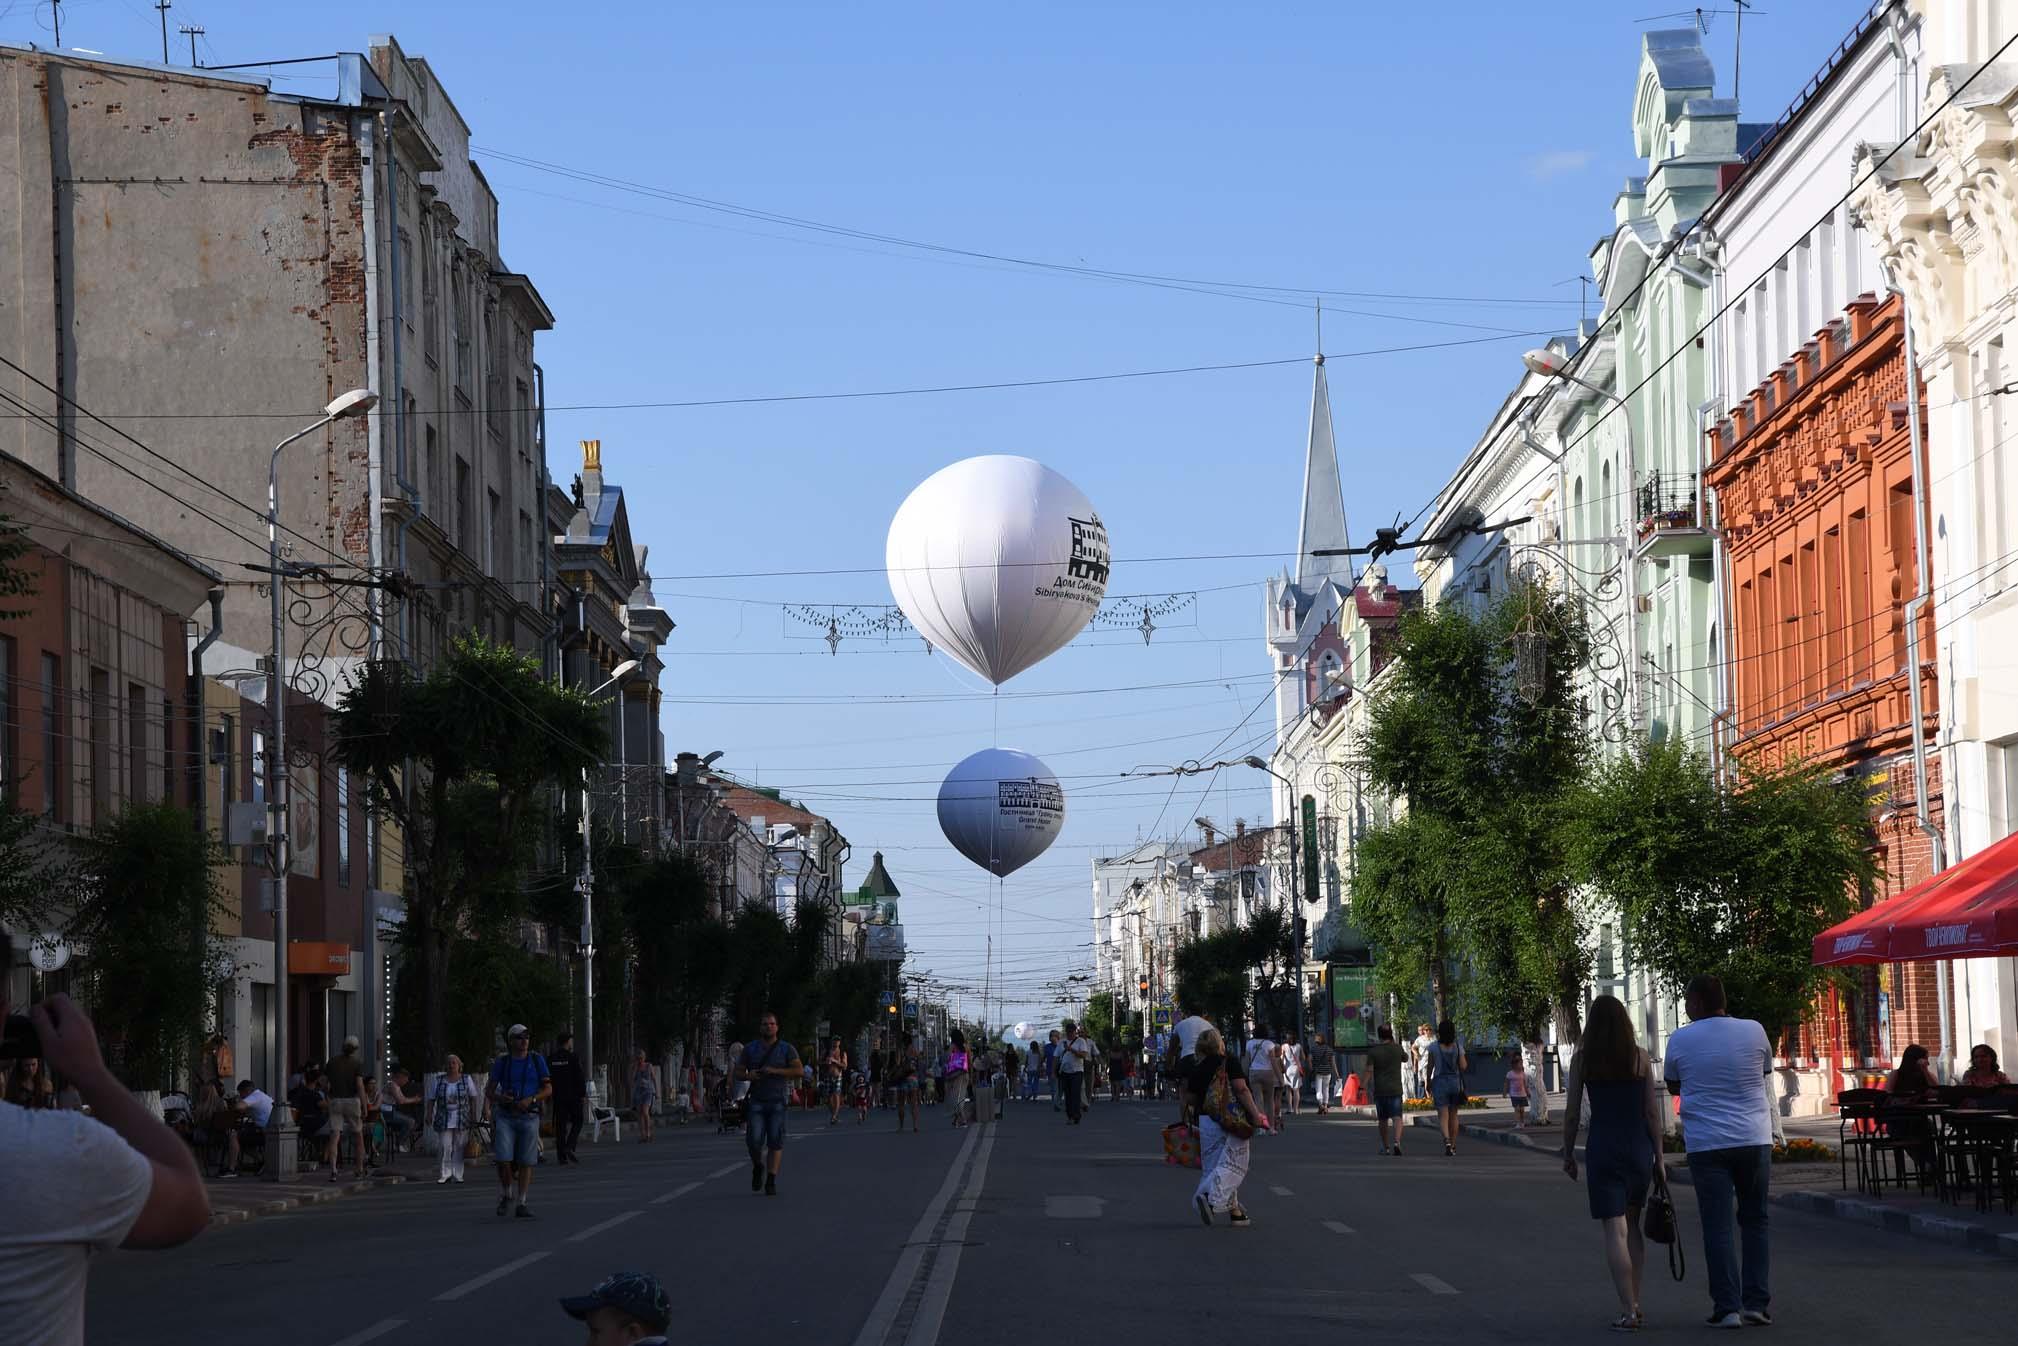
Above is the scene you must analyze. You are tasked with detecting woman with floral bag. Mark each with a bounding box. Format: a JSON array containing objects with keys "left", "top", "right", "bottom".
[
  {"left": 427, "top": 1054, "right": 481, "bottom": 1185},
  {"left": 1183, "top": 1027, "right": 1268, "bottom": 1228}
]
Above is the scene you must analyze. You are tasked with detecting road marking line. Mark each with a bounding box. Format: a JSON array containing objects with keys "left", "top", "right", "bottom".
[
  {"left": 436, "top": 1251, "right": 549, "bottom": 1301},
  {"left": 1269, "top": 1185, "right": 1294, "bottom": 1196},
  {"left": 652, "top": 1180, "right": 702, "bottom": 1205},
  {"left": 850, "top": 1123, "right": 983, "bottom": 1346},
  {"left": 329, "top": 1320, "right": 405, "bottom": 1346},
  {"left": 708, "top": 1162, "right": 745, "bottom": 1179},
  {"left": 567, "top": 1210, "right": 644, "bottom": 1242},
  {"left": 1322, "top": 1220, "right": 1356, "bottom": 1235},
  {"left": 907, "top": 1125, "right": 995, "bottom": 1346},
  {"left": 1411, "top": 1273, "right": 1459, "bottom": 1296}
]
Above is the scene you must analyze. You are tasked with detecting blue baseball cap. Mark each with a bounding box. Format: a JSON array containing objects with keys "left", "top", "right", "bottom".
[{"left": 560, "top": 1272, "right": 670, "bottom": 1333}]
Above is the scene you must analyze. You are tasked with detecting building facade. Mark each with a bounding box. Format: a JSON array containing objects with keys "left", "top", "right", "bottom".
[{"left": 1848, "top": 0, "right": 2018, "bottom": 1073}]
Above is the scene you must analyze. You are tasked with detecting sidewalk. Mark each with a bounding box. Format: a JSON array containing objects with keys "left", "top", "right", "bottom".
[
  {"left": 203, "top": 1168, "right": 409, "bottom": 1226},
  {"left": 1407, "top": 1101, "right": 2018, "bottom": 1260}
]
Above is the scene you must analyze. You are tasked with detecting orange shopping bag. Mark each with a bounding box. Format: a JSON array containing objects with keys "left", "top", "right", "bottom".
[{"left": 1162, "top": 1121, "right": 1201, "bottom": 1169}]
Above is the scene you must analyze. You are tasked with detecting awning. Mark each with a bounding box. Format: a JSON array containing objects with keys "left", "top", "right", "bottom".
[{"left": 1812, "top": 830, "right": 2018, "bottom": 966}]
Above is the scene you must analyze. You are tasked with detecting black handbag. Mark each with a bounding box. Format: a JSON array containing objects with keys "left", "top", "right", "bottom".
[{"left": 1642, "top": 1170, "right": 1685, "bottom": 1281}]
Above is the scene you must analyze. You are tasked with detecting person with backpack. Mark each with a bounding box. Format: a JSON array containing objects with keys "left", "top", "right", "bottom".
[
  {"left": 486, "top": 1023, "right": 551, "bottom": 1218},
  {"left": 1183, "top": 1027, "right": 1268, "bottom": 1227},
  {"left": 1427, "top": 1020, "right": 1468, "bottom": 1156}
]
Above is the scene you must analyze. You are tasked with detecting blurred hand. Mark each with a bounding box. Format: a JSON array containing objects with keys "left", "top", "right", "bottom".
[
  {"left": 1562, "top": 1155, "right": 1579, "bottom": 1181},
  {"left": 32, "top": 994, "right": 110, "bottom": 1087}
]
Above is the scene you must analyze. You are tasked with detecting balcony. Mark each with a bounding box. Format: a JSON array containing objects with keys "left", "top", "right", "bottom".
[{"left": 1635, "top": 471, "right": 1713, "bottom": 559}]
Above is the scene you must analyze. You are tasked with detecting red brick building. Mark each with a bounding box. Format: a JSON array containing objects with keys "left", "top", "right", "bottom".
[{"left": 1706, "top": 292, "right": 1943, "bottom": 1074}]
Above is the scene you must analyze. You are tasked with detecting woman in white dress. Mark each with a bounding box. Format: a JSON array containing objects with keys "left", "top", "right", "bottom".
[
  {"left": 1279, "top": 1037, "right": 1305, "bottom": 1118},
  {"left": 1243, "top": 1031, "right": 1280, "bottom": 1131},
  {"left": 427, "top": 1054, "right": 480, "bottom": 1184}
]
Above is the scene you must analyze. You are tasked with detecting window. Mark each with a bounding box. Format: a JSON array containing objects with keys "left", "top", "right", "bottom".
[
  {"left": 424, "top": 425, "right": 440, "bottom": 520},
  {"left": 518, "top": 510, "right": 533, "bottom": 583},
  {"left": 0, "top": 634, "right": 13, "bottom": 795},
  {"left": 487, "top": 488, "right": 501, "bottom": 575},
  {"left": 336, "top": 765, "right": 351, "bottom": 887},
  {"left": 451, "top": 261, "right": 470, "bottom": 390},
  {"left": 218, "top": 712, "right": 235, "bottom": 808},
  {"left": 2000, "top": 739, "right": 2018, "bottom": 836},
  {"left": 455, "top": 457, "right": 472, "bottom": 554},
  {"left": 420, "top": 221, "right": 439, "bottom": 362},
  {"left": 162, "top": 697, "right": 174, "bottom": 805},
  {"left": 515, "top": 378, "right": 531, "bottom": 455},
  {"left": 398, "top": 229, "right": 413, "bottom": 329},
  {"left": 1847, "top": 510, "right": 1871, "bottom": 682},
  {"left": 127, "top": 682, "right": 148, "bottom": 807},
  {"left": 1823, "top": 528, "right": 1845, "bottom": 692},
  {"left": 89, "top": 668, "right": 111, "bottom": 826}
]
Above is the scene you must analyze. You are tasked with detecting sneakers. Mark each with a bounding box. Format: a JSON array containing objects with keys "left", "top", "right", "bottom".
[
  {"left": 751, "top": 1163, "right": 765, "bottom": 1193},
  {"left": 1194, "top": 1194, "right": 1212, "bottom": 1226},
  {"left": 437, "top": 1176, "right": 451, "bottom": 1185},
  {"left": 1227, "top": 1210, "right": 1252, "bottom": 1228},
  {"left": 1705, "top": 1312, "right": 1744, "bottom": 1330},
  {"left": 496, "top": 1194, "right": 512, "bottom": 1217},
  {"left": 1741, "top": 1311, "right": 1772, "bottom": 1327},
  {"left": 1392, "top": 1144, "right": 1403, "bottom": 1156},
  {"left": 514, "top": 1203, "right": 533, "bottom": 1219},
  {"left": 764, "top": 1175, "right": 777, "bottom": 1198}
]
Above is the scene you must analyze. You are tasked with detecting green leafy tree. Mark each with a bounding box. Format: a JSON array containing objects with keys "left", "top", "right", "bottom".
[
  {"left": 1352, "top": 582, "right": 1594, "bottom": 1039},
  {"left": 67, "top": 802, "right": 233, "bottom": 1088},
  {"left": 815, "top": 958, "right": 886, "bottom": 1053},
  {"left": 0, "top": 506, "right": 48, "bottom": 933},
  {"left": 1173, "top": 908, "right": 1300, "bottom": 1040},
  {"left": 1572, "top": 740, "right": 1876, "bottom": 1046},
  {"left": 621, "top": 849, "right": 730, "bottom": 1059},
  {"left": 332, "top": 636, "right": 606, "bottom": 1071},
  {"left": 1081, "top": 990, "right": 1120, "bottom": 1050},
  {"left": 721, "top": 898, "right": 834, "bottom": 1044}
]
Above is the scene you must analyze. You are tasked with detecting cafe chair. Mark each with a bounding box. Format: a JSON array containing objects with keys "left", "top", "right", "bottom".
[{"left": 1836, "top": 1088, "right": 1887, "bottom": 1191}]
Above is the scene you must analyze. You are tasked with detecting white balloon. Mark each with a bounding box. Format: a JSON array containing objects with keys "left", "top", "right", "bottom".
[
  {"left": 936, "top": 748, "right": 1065, "bottom": 877},
  {"left": 1013, "top": 1021, "right": 1033, "bottom": 1041},
  {"left": 887, "top": 456, "right": 1110, "bottom": 685}
]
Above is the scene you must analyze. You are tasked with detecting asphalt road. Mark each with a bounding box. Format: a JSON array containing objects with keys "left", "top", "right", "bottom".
[{"left": 87, "top": 1095, "right": 2008, "bottom": 1344}]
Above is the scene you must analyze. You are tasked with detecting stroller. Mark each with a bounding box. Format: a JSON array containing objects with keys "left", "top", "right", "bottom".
[{"left": 713, "top": 1078, "right": 746, "bottom": 1134}]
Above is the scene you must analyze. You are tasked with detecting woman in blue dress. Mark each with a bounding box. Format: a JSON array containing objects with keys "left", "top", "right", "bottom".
[
  {"left": 1560, "top": 993, "right": 1665, "bottom": 1332},
  {"left": 1426, "top": 1020, "right": 1468, "bottom": 1155}
]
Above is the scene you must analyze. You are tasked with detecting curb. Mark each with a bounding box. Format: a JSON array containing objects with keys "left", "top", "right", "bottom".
[
  {"left": 207, "top": 1173, "right": 408, "bottom": 1227},
  {"left": 1407, "top": 1114, "right": 2017, "bottom": 1261}
]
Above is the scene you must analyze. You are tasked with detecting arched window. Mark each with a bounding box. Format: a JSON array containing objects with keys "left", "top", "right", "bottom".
[
  {"left": 1574, "top": 475, "right": 1585, "bottom": 540},
  {"left": 1601, "top": 460, "right": 1615, "bottom": 538}
]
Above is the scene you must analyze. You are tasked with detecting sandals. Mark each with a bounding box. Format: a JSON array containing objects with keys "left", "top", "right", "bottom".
[{"left": 1609, "top": 1311, "right": 1642, "bottom": 1332}]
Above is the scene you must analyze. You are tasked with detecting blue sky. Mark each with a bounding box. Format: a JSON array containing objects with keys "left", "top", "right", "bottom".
[{"left": 8, "top": 0, "right": 1873, "bottom": 1023}]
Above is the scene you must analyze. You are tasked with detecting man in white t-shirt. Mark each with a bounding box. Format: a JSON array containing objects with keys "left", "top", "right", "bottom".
[
  {"left": 1055, "top": 1020, "right": 1093, "bottom": 1124},
  {"left": 0, "top": 971, "right": 212, "bottom": 1346},
  {"left": 1663, "top": 974, "right": 1775, "bottom": 1330},
  {"left": 1168, "top": 1010, "right": 1215, "bottom": 1118}
]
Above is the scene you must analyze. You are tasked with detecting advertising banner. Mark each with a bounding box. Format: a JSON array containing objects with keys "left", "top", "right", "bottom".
[{"left": 1329, "top": 964, "right": 1373, "bottom": 1049}]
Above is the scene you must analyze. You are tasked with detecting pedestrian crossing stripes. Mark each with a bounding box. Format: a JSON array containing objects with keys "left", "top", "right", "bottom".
[
  {"left": 1322, "top": 1220, "right": 1355, "bottom": 1235},
  {"left": 1410, "top": 1273, "right": 1459, "bottom": 1296},
  {"left": 653, "top": 1179, "right": 703, "bottom": 1205},
  {"left": 327, "top": 1320, "right": 405, "bottom": 1346}
]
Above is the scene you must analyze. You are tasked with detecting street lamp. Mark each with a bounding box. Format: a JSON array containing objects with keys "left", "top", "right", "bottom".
[
  {"left": 579, "top": 657, "right": 641, "bottom": 1093},
  {"left": 265, "top": 387, "right": 376, "bottom": 1180},
  {"left": 1521, "top": 348, "right": 1642, "bottom": 732}
]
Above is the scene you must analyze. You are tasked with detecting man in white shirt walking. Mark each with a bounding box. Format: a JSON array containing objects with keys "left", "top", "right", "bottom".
[
  {"left": 1663, "top": 974, "right": 1775, "bottom": 1330},
  {"left": 1056, "top": 1019, "right": 1093, "bottom": 1124},
  {"left": 0, "top": 956, "right": 211, "bottom": 1346}
]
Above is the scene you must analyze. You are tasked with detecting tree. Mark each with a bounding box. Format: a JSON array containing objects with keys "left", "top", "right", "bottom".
[
  {"left": 1172, "top": 909, "right": 1300, "bottom": 1041},
  {"left": 0, "top": 506, "right": 50, "bottom": 934},
  {"left": 1081, "top": 990, "right": 1121, "bottom": 1050},
  {"left": 815, "top": 958, "right": 886, "bottom": 1053},
  {"left": 1352, "top": 581, "right": 1595, "bottom": 1040},
  {"left": 721, "top": 898, "right": 834, "bottom": 1045},
  {"left": 67, "top": 802, "right": 233, "bottom": 1088},
  {"left": 623, "top": 850, "right": 731, "bottom": 1060},
  {"left": 1573, "top": 739, "right": 1876, "bottom": 1046},
  {"left": 332, "top": 636, "right": 606, "bottom": 1072}
]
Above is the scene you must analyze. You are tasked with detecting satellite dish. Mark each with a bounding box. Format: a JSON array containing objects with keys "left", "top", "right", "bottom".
[
  {"left": 936, "top": 748, "right": 1064, "bottom": 877},
  {"left": 886, "top": 456, "right": 1109, "bottom": 684}
]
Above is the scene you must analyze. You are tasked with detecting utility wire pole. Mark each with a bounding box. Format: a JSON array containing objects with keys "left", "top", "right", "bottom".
[
  {"left": 179, "top": 24, "right": 203, "bottom": 67},
  {"left": 155, "top": 0, "right": 171, "bottom": 63}
]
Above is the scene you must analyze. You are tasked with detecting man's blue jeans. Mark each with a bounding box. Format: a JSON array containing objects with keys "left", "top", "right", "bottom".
[
  {"left": 1686, "top": 1144, "right": 1771, "bottom": 1317},
  {"left": 745, "top": 1100, "right": 787, "bottom": 1159}
]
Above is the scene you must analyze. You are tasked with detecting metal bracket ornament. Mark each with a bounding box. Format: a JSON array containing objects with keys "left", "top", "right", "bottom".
[
  {"left": 273, "top": 566, "right": 388, "bottom": 704},
  {"left": 1506, "top": 544, "right": 1630, "bottom": 743}
]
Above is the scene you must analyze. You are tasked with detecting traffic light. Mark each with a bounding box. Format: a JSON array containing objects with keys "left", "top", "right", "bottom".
[
  {"left": 1137, "top": 976, "right": 1149, "bottom": 996},
  {"left": 885, "top": 1000, "right": 899, "bottom": 1016}
]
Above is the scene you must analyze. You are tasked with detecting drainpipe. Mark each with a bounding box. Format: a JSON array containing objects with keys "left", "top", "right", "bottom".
[
  {"left": 535, "top": 362, "right": 553, "bottom": 678},
  {"left": 356, "top": 111, "right": 386, "bottom": 661},
  {"left": 384, "top": 110, "right": 417, "bottom": 663},
  {"left": 1893, "top": 282, "right": 1950, "bottom": 1078}
]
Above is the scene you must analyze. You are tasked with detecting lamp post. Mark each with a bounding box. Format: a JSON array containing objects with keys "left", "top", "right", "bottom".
[
  {"left": 579, "top": 657, "right": 641, "bottom": 1096},
  {"left": 1522, "top": 348, "right": 1643, "bottom": 733},
  {"left": 266, "top": 388, "right": 376, "bottom": 1180}
]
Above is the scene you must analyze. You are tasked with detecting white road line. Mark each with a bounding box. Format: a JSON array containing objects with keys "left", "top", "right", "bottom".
[
  {"left": 708, "top": 1161, "right": 745, "bottom": 1179},
  {"left": 328, "top": 1320, "right": 406, "bottom": 1346},
  {"left": 907, "top": 1125, "right": 996, "bottom": 1345},
  {"left": 435, "top": 1251, "right": 550, "bottom": 1301},
  {"left": 1322, "top": 1220, "right": 1356, "bottom": 1235},
  {"left": 652, "top": 1180, "right": 703, "bottom": 1205},
  {"left": 850, "top": 1122, "right": 982, "bottom": 1346},
  {"left": 1269, "top": 1185, "right": 1294, "bottom": 1196},
  {"left": 1411, "top": 1273, "right": 1459, "bottom": 1296},
  {"left": 566, "top": 1210, "right": 644, "bottom": 1242}
]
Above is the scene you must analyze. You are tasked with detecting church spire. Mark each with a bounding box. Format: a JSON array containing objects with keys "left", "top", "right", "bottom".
[{"left": 1294, "top": 347, "right": 1352, "bottom": 596}]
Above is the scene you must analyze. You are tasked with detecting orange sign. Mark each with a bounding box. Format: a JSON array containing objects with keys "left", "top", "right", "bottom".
[{"left": 288, "top": 941, "right": 351, "bottom": 976}]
